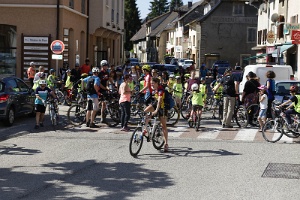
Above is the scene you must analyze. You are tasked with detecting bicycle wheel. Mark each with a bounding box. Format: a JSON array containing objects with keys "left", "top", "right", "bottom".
[
  {"left": 129, "top": 127, "right": 144, "bottom": 157},
  {"left": 128, "top": 103, "right": 144, "bottom": 125},
  {"left": 67, "top": 104, "right": 86, "bottom": 125},
  {"left": 281, "top": 123, "right": 300, "bottom": 138},
  {"left": 56, "top": 90, "right": 65, "bottom": 105},
  {"left": 262, "top": 119, "right": 283, "bottom": 143},
  {"left": 49, "top": 106, "right": 56, "bottom": 126},
  {"left": 195, "top": 115, "right": 201, "bottom": 131},
  {"left": 152, "top": 125, "right": 165, "bottom": 150},
  {"left": 167, "top": 107, "right": 180, "bottom": 126},
  {"left": 235, "top": 106, "right": 247, "bottom": 128},
  {"left": 105, "top": 102, "right": 120, "bottom": 127}
]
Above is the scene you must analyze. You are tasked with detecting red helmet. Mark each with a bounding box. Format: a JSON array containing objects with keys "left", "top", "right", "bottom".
[{"left": 290, "top": 85, "right": 298, "bottom": 93}]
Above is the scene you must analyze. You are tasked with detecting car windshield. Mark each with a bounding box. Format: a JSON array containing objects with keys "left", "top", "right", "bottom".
[
  {"left": 276, "top": 82, "right": 300, "bottom": 95},
  {"left": 184, "top": 60, "right": 193, "bottom": 64}
]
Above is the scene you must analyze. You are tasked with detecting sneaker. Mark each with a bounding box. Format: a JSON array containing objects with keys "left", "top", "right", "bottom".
[
  {"left": 123, "top": 127, "right": 130, "bottom": 132},
  {"left": 143, "top": 129, "right": 150, "bottom": 142},
  {"left": 89, "top": 123, "right": 99, "bottom": 128},
  {"left": 86, "top": 121, "right": 90, "bottom": 127},
  {"left": 224, "top": 125, "right": 233, "bottom": 128},
  {"left": 120, "top": 127, "right": 125, "bottom": 131},
  {"left": 39, "top": 123, "right": 44, "bottom": 127},
  {"left": 34, "top": 125, "right": 39, "bottom": 129},
  {"left": 164, "top": 144, "right": 169, "bottom": 152},
  {"left": 222, "top": 124, "right": 225, "bottom": 128}
]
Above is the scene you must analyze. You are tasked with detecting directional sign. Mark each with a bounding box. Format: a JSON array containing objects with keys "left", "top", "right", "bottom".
[{"left": 50, "top": 40, "right": 65, "bottom": 54}]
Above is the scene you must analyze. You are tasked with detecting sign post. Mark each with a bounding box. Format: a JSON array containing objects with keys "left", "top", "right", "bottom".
[{"left": 50, "top": 40, "right": 65, "bottom": 75}]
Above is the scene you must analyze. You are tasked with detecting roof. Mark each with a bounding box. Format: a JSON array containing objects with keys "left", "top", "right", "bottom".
[
  {"left": 177, "top": 0, "right": 203, "bottom": 21},
  {"left": 197, "top": 0, "right": 222, "bottom": 23},
  {"left": 130, "top": 24, "right": 147, "bottom": 41},
  {"left": 148, "top": 12, "right": 178, "bottom": 37}
]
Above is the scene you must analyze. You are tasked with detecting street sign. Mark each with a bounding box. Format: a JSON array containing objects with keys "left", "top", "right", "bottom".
[
  {"left": 52, "top": 54, "right": 63, "bottom": 60},
  {"left": 50, "top": 40, "right": 65, "bottom": 54},
  {"left": 266, "top": 31, "right": 275, "bottom": 44}
]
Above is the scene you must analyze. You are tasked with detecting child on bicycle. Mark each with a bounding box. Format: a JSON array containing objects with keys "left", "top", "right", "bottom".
[
  {"left": 173, "top": 76, "right": 183, "bottom": 108},
  {"left": 199, "top": 77, "right": 207, "bottom": 108},
  {"left": 187, "top": 83, "right": 203, "bottom": 122},
  {"left": 257, "top": 85, "right": 268, "bottom": 132},
  {"left": 278, "top": 85, "right": 300, "bottom": 130}
]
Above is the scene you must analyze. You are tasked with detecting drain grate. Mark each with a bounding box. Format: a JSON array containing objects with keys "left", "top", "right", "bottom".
[{"left": 262, "top": 163, "right": 300, "bottom": 179}]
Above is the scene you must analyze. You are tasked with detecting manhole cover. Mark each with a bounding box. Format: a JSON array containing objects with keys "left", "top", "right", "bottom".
[{"left": 262, "top": 163, "right": 300, "bottom": 179}]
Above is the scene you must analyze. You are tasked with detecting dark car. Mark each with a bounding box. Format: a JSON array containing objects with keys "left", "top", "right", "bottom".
[
  {"left": 0, "top": 75, "right": 35, "bottom": 126},
  {"left": 212, "top": 60, "right": 230, "bottom": 75},
  {"left": 151, "top": 64, "right": 178, "bottom": 75},
  {"left": 164, "top": 56, "right": 175, "bottom": 64}
]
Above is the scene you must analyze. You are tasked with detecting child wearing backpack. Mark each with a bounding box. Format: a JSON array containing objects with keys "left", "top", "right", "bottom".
[{"left": 187, "top": 83, "right": 203, "bottom": 122}]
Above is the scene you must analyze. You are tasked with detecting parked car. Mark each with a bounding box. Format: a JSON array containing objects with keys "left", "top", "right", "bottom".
[
  {"left": 151, "top": 64, "right": 178, "bottom": 75},
  {"left": 0, "top": 75, "right": 35, "bottom": 126},
  {"left": 128, "top": 58, "right": 139, "bottom": 63},
  {"left": 178, "top": 58, "right": 187, "bottom": 67},
  {"left": 183, "top": 60, "right": 194, "bottom": 70},
  {"left": 164, "top": 56, "right": 174, "bottom": 64},
  {"left": 274, "top": 80, "right": 300, "bottom": 103},
  {"left": 211, "top": 60, "right": 230, "bottom": 75},
  {"left": 170, "top": 58, "right": 178, "bottom": 66}
]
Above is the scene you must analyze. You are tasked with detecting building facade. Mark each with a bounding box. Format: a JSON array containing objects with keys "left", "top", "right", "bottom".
[{"left": 0, "top": 0, "right": 124, "bottom": 79}]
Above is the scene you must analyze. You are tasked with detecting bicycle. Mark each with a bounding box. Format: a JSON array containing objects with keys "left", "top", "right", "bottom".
[
  {"left": 129, "top": 113, "right": 165, "bottom": 157},
  {"left": 188, "top": 105, "right": 202, "bottom": 131},
  {"left": 262, "top": 103, "right": 300, "bottom": 143},
  {"left": 47, "top": 97, "right": 59, "bottom": 126}
]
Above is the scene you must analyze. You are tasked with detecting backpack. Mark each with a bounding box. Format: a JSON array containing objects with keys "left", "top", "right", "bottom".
[
  {"left": 164, "top": 89, "right": 175, "bottom": 110},
  {"left": 86, "top": 77, "right": 96, "bottom": 95},
  {"left": 223, "top": 75, "right": 235, "bottom": 96}
]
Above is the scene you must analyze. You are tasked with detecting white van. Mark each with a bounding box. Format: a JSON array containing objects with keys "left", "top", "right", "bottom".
[{"left": 239, "top": 64, "right": 294, "bottom": 95}]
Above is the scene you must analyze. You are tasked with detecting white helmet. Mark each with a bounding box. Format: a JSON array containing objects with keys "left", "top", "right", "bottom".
[
  {"left": 92, "top": 67, "right": 100, "bottom": 73},
  {"left": 39, "top": 80, "right": 47, "bottom": 85},
  {"left": 100, "top": 60, "right": 108, "bottom": 66},
  {"left": 191, "top": 83, "right": 199, "bottom": 91},
  {"left": 169, "top": 74, "right": 175, "bottom": 78},
  {"left": 30, "top": 61, "right": 35, "bottom": 66}
]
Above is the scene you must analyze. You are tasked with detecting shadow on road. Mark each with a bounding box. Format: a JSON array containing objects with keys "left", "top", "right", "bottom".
[
  {"left": 0, "top": 143, "right": 42, "bottom": 155},
  {"left": 0, "top": 160, "right": 174, "bottom": 199}
]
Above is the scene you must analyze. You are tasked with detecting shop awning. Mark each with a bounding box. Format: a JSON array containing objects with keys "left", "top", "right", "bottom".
[
  {"left": 272, "top": 44, "right": 294, "bottom": 57},
  {"left": 243, "top": 53, "right": 267, "bottom": 61}
]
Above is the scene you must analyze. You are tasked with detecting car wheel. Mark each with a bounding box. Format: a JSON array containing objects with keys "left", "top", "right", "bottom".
[{"left": 4, "top": 108, "right": 15, "bottom": 126}]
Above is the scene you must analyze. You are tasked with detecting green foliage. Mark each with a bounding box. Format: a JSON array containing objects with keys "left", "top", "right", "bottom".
[
  {"left": 148, "top": 0, "right": 169, "bottom": 19},
  {"left": 169, "top": 0, "right": 183, "bottom": 10},
  {"left": 125, "top": 0, "right": 142, "bottom": 51}
]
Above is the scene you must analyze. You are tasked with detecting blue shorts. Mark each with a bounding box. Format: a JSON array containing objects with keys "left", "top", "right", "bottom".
[{"left": 258, "top": 109, "right": 267, "bottom": 118}]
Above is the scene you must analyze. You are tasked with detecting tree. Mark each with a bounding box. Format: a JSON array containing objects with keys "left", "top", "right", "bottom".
[
  {"left": 169, "top": 0, "right": 183, "bottom": 10},
  {"left": 125, "top": 0, "right": 142, "bottom": 51},
  {"left": 148, "top": 0, "right": 169, "bottom": 19}
]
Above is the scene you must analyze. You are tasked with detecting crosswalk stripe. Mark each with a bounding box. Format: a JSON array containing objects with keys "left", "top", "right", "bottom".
[
  {"left": 170, "top": 126, "right": 186, "bottom": 137},
  {"left": 234, "top": 128, "right": 257, "bottom": 141},
  {"left": 197, "top": 130, "right": 219, "bottom": 139}
]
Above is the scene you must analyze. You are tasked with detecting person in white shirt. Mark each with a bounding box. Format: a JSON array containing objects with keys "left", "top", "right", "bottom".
[{"left": 258, "top": 85, "right": 268, "bottom": 131}]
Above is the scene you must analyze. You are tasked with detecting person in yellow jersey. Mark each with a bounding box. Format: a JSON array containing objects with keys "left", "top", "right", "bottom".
[
  {"left": 65, "top": 69, "right": 73, "bottom": 90},
  {"left": 173, "top": 76, "right": 183, "bottom": 108},
  {"left": 47, "top": 69, "right": 58, "bottom": 90},
  {"left": 187, "top": 83, "right": 203, "bottom": 122},
  {"left": 199, "top": 77, "right": 208, "bottom": 108},
  {"left": 278, "top": 85, "right": 300, "bottom": 130},
  {"left": 167, "top": 74, "right": 176, "bottom": 93},
  {"left": 212, "top": 78, "right": 223, "bottom": 119}
]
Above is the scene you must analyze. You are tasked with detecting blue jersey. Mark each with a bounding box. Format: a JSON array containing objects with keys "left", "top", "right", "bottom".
[
  {"left": 35, "top": 87, "right": 52, "bottom": 105},
  {"left": 83, "top": 75, "right": 101, "bottom": 98}
]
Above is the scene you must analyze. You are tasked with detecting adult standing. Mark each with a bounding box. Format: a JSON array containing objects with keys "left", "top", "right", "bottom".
[
  {"left": 81, "top": 58, "right": 91, "bottom": 74},
  {"left": 71, "top": 63, "right": 81, "bottom": 84},
  {"left": 83, "top": 67, "right": 101, "bottom": 128},
  {"left": 98, "top": 60, "right": 110, "bottom": 123},
  {"left": 33, "top": 66, "right": 45, "bottom": 89},
  {"left": 242, "top": 71, "right": 260, "bottom": 126},
  {"left": 119, "top": 74, "right": 132, "bottom": 131},
  {"left": 186, "top": 70, "right": 200, "bottom": 91},
  {"left": 265, "top": 70, "right": 276, "bottom": 118},
  {"left": 60, "top": 62, "right": 69, "bottom": 90},
  {"left": 200, "top": 63, "right": 208, "bottom": 79},
  {"left": 212, "top": 64, "right": 218, "bottom": 81},
  {"left": 27, "top": 61, "right": 36, "bottom": 87},
  {"left": 215, "top": 68, "right": 240, "bottom": 128}
]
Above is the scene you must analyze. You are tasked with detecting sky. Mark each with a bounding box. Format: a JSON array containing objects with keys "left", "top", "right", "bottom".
[{"left": 136, "top": 0, "right": 192, "bottom": 19}]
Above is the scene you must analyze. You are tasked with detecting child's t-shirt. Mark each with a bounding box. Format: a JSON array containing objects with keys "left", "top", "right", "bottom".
[{"left": 260, "top": 94, "right": 268, "bottom": 109}]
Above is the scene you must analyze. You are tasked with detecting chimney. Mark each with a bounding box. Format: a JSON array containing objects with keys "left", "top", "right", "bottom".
[{"left": 188, "top": 1, "right": 192, "bottom": 8}]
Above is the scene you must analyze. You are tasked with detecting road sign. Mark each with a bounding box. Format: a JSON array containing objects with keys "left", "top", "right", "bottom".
[
  {"left": 52, "top": 54, "right": 63, "bottom": 60},
  {"left": 50, "top": 40, "right": 65, "bottom": 54}
]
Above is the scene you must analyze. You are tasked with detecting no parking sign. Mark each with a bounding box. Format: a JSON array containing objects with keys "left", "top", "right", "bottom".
[{"left": 50, "top": 40, "right": 65, "bottom": 54}]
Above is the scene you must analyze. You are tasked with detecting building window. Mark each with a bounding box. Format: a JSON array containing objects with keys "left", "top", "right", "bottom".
[
  {"left": 263, "top": 29, "right": 267, "bottom": 45},
  {"left": 233, "top": 3, "right": 244, "bottom": 16},
  {"left": 69, "top": 0, "right": 74, "bottom": 9},
  {"left": 258, "top": 30, "right": 262, "bottom": 45},
  {"left": 291, "top": 15, "right": 298, "bottom": 23},
  {"left": 247, "top": 27, "right": 257, "bottom": 43},
  {"left": 0, "top": 24, "right": 17, "bottom": 75},
  {"left": 277, "top": 15, "right": 284, "bottom": 39},
  {"left": 81, "top": 0, "right": 85, "bottom": 14},
  {"left": 111, "top": 9, "right": 115, "bottom": 22},
  {"left": 193, "top": 35, "right": 195, "bottom": 46}
]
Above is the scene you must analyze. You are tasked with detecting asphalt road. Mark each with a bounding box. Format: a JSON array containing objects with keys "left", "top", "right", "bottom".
[{"left": 1, "top": 105, "right": 300, "bottom": 199}]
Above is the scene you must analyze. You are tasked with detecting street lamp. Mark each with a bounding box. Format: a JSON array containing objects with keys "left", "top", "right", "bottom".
[{"left": 245, "top": 1, "right": 259, "bottom": 10}]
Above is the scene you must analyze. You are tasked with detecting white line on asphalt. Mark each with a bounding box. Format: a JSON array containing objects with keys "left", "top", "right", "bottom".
[
  {"left": 170, "top": 126, "right": 186, "bottom": 137},
  {"left": 234, "top": 128, "right": 257, "bottom": 141},
  {"left": 197, "top": 130, "right": 219, "bottom": 139}
]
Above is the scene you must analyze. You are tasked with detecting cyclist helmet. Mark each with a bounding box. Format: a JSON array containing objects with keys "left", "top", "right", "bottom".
[
  {"left": 175, "top": 76, "right": 181, "bottom": 79},
  {"left": 290, "top": 85, "right": 298, "bottom": 93},
  {"left": 92, "top": 67, "right": 100, "bottom": 73},
  {"left": 200, "top": 77, "right": 206, "bottom": 81},
  {"left": 142, "top": 65, "right": 151, "bottom": 72},
  {"left": 100, "top": 60, "right": 108, "bottom": 66},
  {"left": 191, "top": 83, "right": 199, "bottom": 91},
  {"left": 50, "top": 69, "right": 56, "bottom": 73},
  {"left": 184, "top": 74, "right": 190, "bottom": 78},
  {"left": 169, "top": 74, "right": 175, "bottom": 78},
  {"left": 81, "top": 73, "right": 88, "bottom": 78},
  {"left": 39, "top": 80, "right": 47, "bottom": 85}
]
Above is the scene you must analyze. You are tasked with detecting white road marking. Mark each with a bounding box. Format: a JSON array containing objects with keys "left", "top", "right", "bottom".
[
  {"left": 197, "top": 130, "right": 219, "bottom": 139},
  {"left": 234, "top": 128, "right": 257, "bottom": 141}
]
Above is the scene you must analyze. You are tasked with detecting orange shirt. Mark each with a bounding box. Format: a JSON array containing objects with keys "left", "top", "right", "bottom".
[
  {"left": 81, "top": 64, "right": 91, "bottom": 74},
  {"left": 27, "top": 67, "right": 35, "bottom": 78}
]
